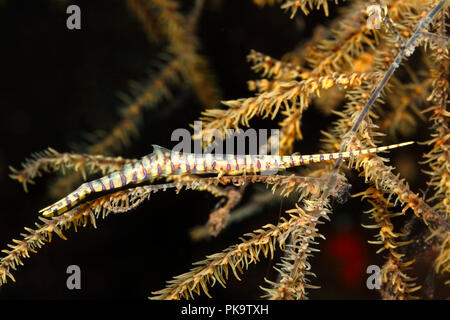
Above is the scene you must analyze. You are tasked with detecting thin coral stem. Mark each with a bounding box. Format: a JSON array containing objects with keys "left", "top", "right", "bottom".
[
  {"left": 9, "top": 149, "right": 135, "bottom": 192},
  {"left": 351, "top": 0, "right": 447, "bottom": 132},
  {"left": 150, "top": 209, "right": 318, "bottom": 299}
]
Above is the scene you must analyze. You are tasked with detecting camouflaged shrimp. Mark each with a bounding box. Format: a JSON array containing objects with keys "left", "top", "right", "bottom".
[{"left": 39, "top": 141, "right": 414, "bottom": 217}]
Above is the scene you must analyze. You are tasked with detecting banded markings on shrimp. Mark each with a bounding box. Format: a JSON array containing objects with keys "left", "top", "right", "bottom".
[{"left": 39, "top": 141, "right": 414, "bottom": 217}]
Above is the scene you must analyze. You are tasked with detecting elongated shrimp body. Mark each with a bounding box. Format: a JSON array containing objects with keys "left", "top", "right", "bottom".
[{"left": 40, "top": 141, "right": 414, "bottom": 217}]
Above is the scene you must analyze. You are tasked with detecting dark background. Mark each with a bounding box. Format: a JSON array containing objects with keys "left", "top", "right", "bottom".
[{"left": 0, "top": 0, "right": 444, "bottom": 300}]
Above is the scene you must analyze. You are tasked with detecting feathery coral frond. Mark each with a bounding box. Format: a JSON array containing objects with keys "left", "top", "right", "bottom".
[{"left": 2, "top": 0, "right": 449, "bottom": 300}]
